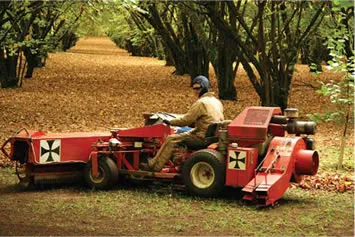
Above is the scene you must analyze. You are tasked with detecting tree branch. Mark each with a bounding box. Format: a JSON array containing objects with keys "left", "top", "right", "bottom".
[
  {"left": 297, "top": 1, "right": 327, "bottom": 47},
  {"left": 226, "top": 1, "right": 258, "bottom": 46}
]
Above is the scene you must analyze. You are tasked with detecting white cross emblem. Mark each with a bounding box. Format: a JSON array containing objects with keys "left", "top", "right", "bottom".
[
  {"left": 228, "top": 150, "right": 246, "bottom": 170},
  {"left": 40, "top": 140, "right": 61, "bottom": 163}
]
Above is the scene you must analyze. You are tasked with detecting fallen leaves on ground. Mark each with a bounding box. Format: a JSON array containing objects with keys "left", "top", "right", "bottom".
[{"left": 294, "top": 173, "right": 354, "bottom": 193}]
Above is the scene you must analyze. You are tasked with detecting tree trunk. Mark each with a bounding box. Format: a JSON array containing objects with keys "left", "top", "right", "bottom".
[
  {"left": 24, "top": 47, "right": 41, "bottom": 78},
  {"left": 338, "top": 136, "right": 346, "bottom": 170},
  {"left": 61, "top": 31, "right": 78, "bottom": 51},
  {"left": 164, "top": 47, "right": 174, "bottom": 66},
  {"left": 309, "top": 37, "right": 327, "bottom": 72},
  {"left": 216, "top": 36, "right": 237, "bottom": 100},
  {"left": 0, "top": 45, "right": 19, "bottom": 88},
  {"left": 337, "top": 98, "right": 351, "bottom": 170},
  {"left": 142, "top": 3, "right": 188, "bottom": 75},
  {"left": 270, "top": 76, "right": 289, "bottom": 111},
  {"left": 207, "top": 1, "right": 237, "bottom": 100},
  {"left": 182, "top": 16, "right": 209, "bottom": 82}
]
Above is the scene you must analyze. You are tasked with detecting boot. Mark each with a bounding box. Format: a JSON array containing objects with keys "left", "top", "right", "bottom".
[{"left": 139, "top": 162, "right": 152, "bottom": 171}]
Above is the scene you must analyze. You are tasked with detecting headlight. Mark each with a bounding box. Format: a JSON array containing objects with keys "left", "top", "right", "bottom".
[{"left": 109, "top": 138, "right": 121, "bottom": 147}]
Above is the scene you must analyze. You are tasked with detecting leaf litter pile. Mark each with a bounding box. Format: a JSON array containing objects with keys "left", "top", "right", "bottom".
[
  {"left": 0, "top": 36, "right": 353, "bottom": 193},
  {"left": 296, "top": 172, "right": 354, "bottom": 193}
]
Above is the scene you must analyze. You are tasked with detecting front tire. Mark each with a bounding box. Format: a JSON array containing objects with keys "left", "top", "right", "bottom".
[
  {"left": 84, "top": 156, "right": 118, "bottom": 190},
  {"left": 182, "top": 149, "right": 225, "bottom": 197}
]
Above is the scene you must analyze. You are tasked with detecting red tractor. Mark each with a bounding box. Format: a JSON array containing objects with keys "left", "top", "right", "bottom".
[{"left": 1, "top": 106, "right": 319, "bottom": 206}]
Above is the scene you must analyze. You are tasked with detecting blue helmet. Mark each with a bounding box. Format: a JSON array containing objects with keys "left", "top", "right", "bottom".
[{"left": 192, "top": 75, "right": 210, "bottom": 91}]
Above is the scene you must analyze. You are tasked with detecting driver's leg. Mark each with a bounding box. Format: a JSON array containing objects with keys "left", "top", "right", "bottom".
[{"left": 148, "top": 133, "right": 186, "bottom": 172}]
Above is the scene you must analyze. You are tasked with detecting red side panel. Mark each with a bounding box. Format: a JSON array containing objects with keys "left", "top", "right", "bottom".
[
  {"left": 228, "top": 107, "right": 282, "bottom": 142},
  {"left": 30, "top": 132, "right": 111, "bottom": 165},
  {"left": 225, "top": 147, "right": 258, "bottom": 187}
]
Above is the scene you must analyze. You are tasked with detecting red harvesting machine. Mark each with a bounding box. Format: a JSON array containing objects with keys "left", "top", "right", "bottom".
[{"left": 1, "top": 106, "right": 319, "bottom": 206}]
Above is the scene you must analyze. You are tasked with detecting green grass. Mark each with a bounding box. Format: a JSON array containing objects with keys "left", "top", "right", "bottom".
[
  {"left": 317, "top": 145, "right": 354, "bottom": 172},
  {"left": 0, "top": 168, "right": 353, "bottom": 236}
]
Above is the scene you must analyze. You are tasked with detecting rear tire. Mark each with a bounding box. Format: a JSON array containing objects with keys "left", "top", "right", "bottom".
[
  {"left": 182, "top": 149, "right": 225, "bottom": 197},
  {"left": 84, "top": 156, "right": 118, "bottom": 190}
]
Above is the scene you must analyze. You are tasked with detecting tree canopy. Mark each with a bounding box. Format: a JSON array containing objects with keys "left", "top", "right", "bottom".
[{"left": 0, "top": 1, "right": 85, "bottom": 87}]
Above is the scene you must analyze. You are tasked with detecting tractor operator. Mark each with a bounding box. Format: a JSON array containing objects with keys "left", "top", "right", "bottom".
[{"left": 140, "top": 75, "right": 224, "bottom": 172}]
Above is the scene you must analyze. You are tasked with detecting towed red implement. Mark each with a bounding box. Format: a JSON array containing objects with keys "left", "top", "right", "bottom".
[{"left": 1, "top": 107, "right": 319, "bottom": 206}]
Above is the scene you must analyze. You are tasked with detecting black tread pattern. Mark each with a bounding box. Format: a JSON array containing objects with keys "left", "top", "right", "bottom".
[{"left": 84, "top": 156, "right": 118, "bottom": 190}]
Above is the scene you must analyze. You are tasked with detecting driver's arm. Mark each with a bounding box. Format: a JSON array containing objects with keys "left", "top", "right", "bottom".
[{"left": 170, "top": 101, "right": 201, "bottom": 127}]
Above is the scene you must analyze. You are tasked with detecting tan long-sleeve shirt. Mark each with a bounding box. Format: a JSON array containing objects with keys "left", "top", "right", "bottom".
[{"left": 170, "top": 92, "right": 224, "bottom": 139}]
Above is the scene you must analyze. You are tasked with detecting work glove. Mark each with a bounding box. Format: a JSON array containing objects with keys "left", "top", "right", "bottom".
[{"left": 162, "top": 119, "right": 171, "bottom": 125}]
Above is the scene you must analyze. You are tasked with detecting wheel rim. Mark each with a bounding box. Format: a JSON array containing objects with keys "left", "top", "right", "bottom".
[
  {"left": 89, "top": 167, "right": 105, "bottom": 184},
  {"left": 190, "top": 162, "right": 215, "bottom": 189}
]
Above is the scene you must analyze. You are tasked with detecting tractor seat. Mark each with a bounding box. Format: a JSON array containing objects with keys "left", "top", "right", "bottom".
[
  {"left": 182, "top": 140, "right": 208, "bottom": 150},
  {"left": 181, "top": 120, "right": 231, "bottom": 150}
]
